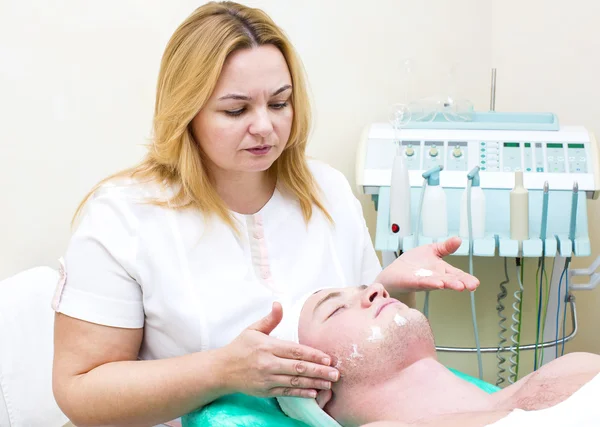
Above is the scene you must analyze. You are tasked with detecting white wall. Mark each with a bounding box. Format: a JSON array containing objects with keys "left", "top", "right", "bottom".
[{"left": 1, "top": 0, "right": 598, "bottom": 385}]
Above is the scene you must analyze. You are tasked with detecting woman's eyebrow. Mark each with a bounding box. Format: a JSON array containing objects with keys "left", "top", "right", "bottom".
[{"left": 217, "top": 84, "right": 292, "bottom": 101}]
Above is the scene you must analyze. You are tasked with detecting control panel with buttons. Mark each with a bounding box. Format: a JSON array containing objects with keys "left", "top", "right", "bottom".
[
  {"left": 423, "top": 141, "right": 444, "bottom": 170},
  {"left": 398, "top": 140, "right": 592, "bottom": 176},
  {"left": 361, "top": 124, "right": 599, "bottom": 195},
  {"left": 568, "top": 143, "right": 588, "bottom": 173}
]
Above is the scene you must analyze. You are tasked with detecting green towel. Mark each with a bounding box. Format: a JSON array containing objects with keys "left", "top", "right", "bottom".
[{"left": 183, "top": 368, "right": 499, "bottom": 427}]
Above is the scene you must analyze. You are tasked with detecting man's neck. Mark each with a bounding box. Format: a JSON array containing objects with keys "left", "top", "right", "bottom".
[
  {"left": 211, "top": 168, "right": 276, "bottom": 215},
  {"left": 331, "top": 358, "right": 497, "bottom": 426}
]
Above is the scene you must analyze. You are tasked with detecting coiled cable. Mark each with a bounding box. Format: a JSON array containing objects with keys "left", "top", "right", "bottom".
[{"left": 496, "top": 257, "right": 510, "bottom": 387}]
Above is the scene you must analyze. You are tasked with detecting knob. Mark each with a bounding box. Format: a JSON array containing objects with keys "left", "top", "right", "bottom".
[
  {"left": 452, "top": 147, "right": 462, "bottom": 158},
  {"left": 405, "top": 146, "right": 415, "bottom": 157},
  {"left": 429, "top": 147, "right": 439, "bottom": 157}
]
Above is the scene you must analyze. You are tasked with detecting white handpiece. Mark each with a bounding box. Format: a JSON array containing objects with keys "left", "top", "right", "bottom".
[
  {"left": 459, "top": 187, "right": 486, "bottom": 239},
  {"left": 510, "top": 171, "right": 529, "bottom": 241},
  {"left": 422, "top": 185, "right": 448, "bottom": 238},
  {"left": 389, "top": 154, "right": 412, "bottom": 246}
]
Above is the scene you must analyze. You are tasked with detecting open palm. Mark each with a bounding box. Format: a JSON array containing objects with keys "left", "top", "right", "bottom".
[{"left": 376, "top": 237, "right": 479, "bottom": 292}]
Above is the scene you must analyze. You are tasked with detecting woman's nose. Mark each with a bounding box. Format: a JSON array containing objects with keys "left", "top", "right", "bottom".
[
  {"left": 360, "top": 283, "right": 389, "bottom": 308},
  {"left": 248, "top": 108, "right": 274, "bottom": 137}
]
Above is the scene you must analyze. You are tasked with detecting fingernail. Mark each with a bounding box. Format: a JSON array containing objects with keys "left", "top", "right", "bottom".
[
  {"left": 322, "top": 357, "right": 331, "bottom": 365},
  {"left": 329, "top": 371, "right": 339, "bottom": 381},
  {"left": 323, "top": 381, "right": 331, "bottom": 389},
  {"left": 309, "top": 390, "right": 317, "bottom": 398}
]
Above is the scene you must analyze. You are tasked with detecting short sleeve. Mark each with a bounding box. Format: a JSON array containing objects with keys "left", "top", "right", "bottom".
[
  {"left": 52, "top": 188, "right": 144, "bottom": 328},
  {"left": 358, "top": 203, "right": 383, "bottom": 285}
]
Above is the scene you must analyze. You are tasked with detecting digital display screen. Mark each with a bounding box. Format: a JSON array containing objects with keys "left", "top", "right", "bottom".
[
  {"left": 503, "top": 142, "right": 520, "bottom": 148},
  {"left": 568, "top": 143, "right": 585, "bottom": 149},
  {"left": 547, "top": 143, "right": 563, "bottom": 149},
  {"left": 524, "top": 143, "right": 531, "bottom": 148}
]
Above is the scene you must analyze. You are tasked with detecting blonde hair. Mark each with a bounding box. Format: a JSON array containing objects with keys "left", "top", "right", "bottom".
[{"left": 74, "top": 1, "right": 331, "bottom": 229}]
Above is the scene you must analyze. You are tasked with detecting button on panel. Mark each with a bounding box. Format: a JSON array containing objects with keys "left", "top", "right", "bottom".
[
  {"left": 567, "top": 143, "right": 588, "bottom": 173},
  {"left": 502, "top": 142, "right": 522, "bottom": 172},
  {"left": 423, "top": 141, "right": 443, "bottom": 170},
  {"left": 447, "top": 142, "right": 468, "bottom": 171},
  {"left": 401, "top": 141, "right": 421, "bottom": 170},
  {"left": 546, "top": 143, "right": 566, "bottom": 173},
  {"left": 480, "top": 141, "right": 500, "bottom": 171}
]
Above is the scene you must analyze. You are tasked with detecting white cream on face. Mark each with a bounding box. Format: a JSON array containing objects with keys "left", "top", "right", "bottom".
[
  {"left": 394, "top": 313, "right": 408, "bottom": 326},
  {"left": 415, "top": 268, "right": 433, "bottom": 277},
  {"left": 334, "top": 358, "right": 343, "bottom": 369},
  {"left": 367, "top": 326, "right": 383, "bottom": 342},
  {"left": 346, "top": 344, "right": 364, "bottom": 361}
]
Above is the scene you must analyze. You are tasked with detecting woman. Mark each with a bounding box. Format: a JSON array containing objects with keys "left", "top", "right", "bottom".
[{"left": 51, "top": 2, "right": 479, "bottom": 426}]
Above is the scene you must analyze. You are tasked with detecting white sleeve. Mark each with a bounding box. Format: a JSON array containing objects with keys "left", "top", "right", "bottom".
[
  {"left": 52, "top": 188, "right": 144, "bottom": 328},
  {"left": 354, "top": 197, "right": 382, "bottom": 285}
]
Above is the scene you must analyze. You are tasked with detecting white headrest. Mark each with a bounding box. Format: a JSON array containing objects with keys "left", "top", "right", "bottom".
[
  {"left": 0, "top": 266, "right": 69, "bottom": 427},
  {"left": 273, "top": 290, "right": 342, "bottom": 427}
]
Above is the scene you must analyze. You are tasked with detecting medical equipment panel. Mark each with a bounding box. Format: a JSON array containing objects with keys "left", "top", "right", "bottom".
[{"left": 356, "top": 123, "right": 600, "bottom": 258}]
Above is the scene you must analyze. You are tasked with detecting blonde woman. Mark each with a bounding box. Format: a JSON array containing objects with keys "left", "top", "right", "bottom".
[{"left": 51, "top": 2, "right": 479, "bottom": 426}]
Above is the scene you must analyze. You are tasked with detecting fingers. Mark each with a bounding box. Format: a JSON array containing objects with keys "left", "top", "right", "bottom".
[
  {"left": 316, "top": 389, "right": 333, "bottom": 409},
  {"left": 276, "top": 356, "right": 340, "bottom": 383},
  {"left": 247, "top": 302, "right": 283, "bottom": 334},
  {"left": 445, "top": 265, "right": 480, "bottom": 291},
  {"left": 271, "top": 374, "right": 332, "bottom": 392},
  {"left": 269, "top": 387, "right": 319, "bottom": 399},
  {"left": 434, "top": 236, "right": 462, "bottom": 257},
  {"left": 276, "top": 341, "right": 335, "bottom": 368}
]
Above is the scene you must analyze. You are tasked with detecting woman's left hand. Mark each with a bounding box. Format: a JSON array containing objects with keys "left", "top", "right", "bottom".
[{"left": 375, "top": 236, "right": 479, "bottom": 292}]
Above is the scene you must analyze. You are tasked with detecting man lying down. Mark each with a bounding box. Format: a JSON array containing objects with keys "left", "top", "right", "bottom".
[{"left": 292, "top": 283, "right": 600, "bottom": 427}]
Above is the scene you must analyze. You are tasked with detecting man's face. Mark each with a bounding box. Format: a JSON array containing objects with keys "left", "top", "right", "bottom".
[{"left": 298, "top": 284, "right": 435, "bottom": 388}]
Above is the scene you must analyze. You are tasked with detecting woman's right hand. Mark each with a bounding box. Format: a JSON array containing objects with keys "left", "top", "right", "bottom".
[{"left": 221, "top": 302, "right": 340, "bottom": 399}]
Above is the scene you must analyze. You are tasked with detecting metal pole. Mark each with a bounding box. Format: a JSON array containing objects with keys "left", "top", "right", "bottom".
[
  {"left": 436, "top": 296, "right": 577, "bottom": 353},
  {"left": 490, "top": 68, "right": 497, "bottom": 111}
]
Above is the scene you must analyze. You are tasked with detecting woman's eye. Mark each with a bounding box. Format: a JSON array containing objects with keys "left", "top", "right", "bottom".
[
  {"left": 270, "top": 102, "right": 288, "bottom": 110},
  {"left": 224, "top": 108, "right": 245, "bottom": 117},
  {"left": 326, "top": 305, "right": 346, "bottom": 320}
]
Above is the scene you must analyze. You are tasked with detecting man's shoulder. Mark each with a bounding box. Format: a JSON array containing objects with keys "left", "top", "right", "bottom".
[{"left": 496, "top": 352, "right": 600, "bottom": 411}]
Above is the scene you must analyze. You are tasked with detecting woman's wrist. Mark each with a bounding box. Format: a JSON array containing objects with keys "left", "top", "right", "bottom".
[{"left": 191, "top": 347, "right": 235, "bottom": 404}]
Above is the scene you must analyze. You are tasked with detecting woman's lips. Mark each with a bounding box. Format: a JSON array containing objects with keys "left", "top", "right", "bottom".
[{"left": 246, "top": 146, "right": 272, "bottom": 155}]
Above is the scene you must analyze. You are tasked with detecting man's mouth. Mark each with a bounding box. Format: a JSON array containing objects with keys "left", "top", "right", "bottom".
[{"left": 375, "top": 300, "right": 399, "bottom": 317}]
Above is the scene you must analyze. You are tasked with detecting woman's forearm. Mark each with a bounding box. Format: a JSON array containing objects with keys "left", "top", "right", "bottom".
[{"left": 58, "top": 349, "right": 229, "bottom": 427}]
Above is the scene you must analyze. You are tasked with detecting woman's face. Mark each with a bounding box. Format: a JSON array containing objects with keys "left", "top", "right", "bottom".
[{"left": 192, "top": 45, "right": 294, "bottom": 178}]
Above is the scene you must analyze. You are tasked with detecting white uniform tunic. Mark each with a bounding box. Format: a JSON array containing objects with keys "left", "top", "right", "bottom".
[{"left": 52, "top": 160, "right": 382, "bottom": 360}]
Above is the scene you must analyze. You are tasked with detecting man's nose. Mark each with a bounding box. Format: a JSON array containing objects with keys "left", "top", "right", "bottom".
[
  {"left": 360, "top": 283, "right": 389, "bottom": 308},
  {"left": 248, "top": 107, "right": 274, "bottom": 138}
]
